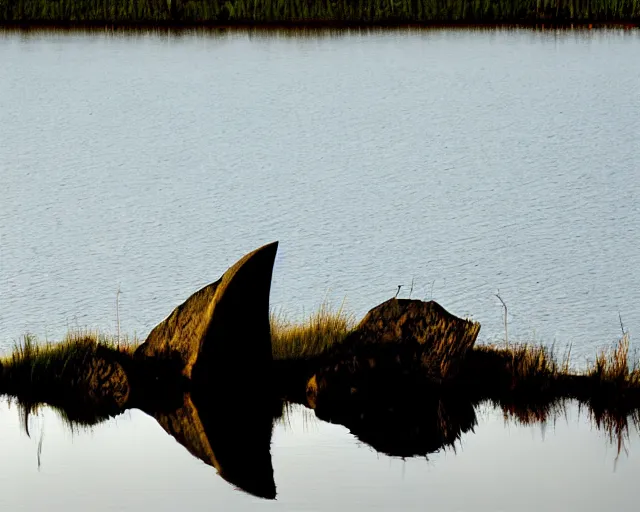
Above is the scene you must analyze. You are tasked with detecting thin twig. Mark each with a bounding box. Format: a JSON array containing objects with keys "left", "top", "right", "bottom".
[
  {"left": 116, "top": 285, "right": 121, "bottom": 347},
  {"left": 495, "top": 291, "right": 508, "bottom": 347}
]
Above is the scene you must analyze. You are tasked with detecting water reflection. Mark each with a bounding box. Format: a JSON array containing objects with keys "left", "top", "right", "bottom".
[
  {"left": 308, "top": 383, "right": 478, "bottom": 458},
  {"left": 8, "top": 384, "right": 640, "bottom": 500},
  {"left": 145, "top": 392, "right": 277, "bottom": 499}
]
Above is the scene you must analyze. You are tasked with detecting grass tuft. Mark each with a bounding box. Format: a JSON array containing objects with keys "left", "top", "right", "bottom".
[
  {"left": 270, "top": 303, "right": 356, "bottom": 360},
  {"left": 0, "top": 330, "right": 136, "bottom": 385},
  {"left": 472, "top": 334, "right": 640, "bottom": 391},
  {"left": 0, "top": 330, "right": 137, "bottom": 423},
  {"left": 588, "top": 332, "right": 633, "bottom": 384},
  {"left": 475, "top": 342, "right": 559, "bottom": 378}
]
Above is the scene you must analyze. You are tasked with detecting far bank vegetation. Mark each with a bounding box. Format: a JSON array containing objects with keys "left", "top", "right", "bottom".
[{"left": 1, "top": 0, "right": 639, "bottom": 24}]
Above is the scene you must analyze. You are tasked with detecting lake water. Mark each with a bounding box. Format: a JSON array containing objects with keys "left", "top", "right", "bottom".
[
  {"left": 1, "top": 26, "right": 640, "bottom": 510},
  {"left": 1, "top": 397, "right": 640, "bottom": 511},
  {"left": 1, "top": 28, "right": 640, "bottom": 360}
]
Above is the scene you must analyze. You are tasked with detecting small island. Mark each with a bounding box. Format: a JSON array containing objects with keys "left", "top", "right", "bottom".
[{"left": 1, "top": 242, "right": 638, "bottom": 498}]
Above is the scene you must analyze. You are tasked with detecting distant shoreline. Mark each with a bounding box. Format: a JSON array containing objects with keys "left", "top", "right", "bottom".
[
  {"left": 1, "top": 0, "right": 639, "bottom": 32},
  {"left": 1, "top": 21, "right": 639, "bottom": 30}
]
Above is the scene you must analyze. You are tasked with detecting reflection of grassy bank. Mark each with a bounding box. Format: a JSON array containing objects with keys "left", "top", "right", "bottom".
[
  {"left": 1, "top": 0, "right": 639, "bottom": 25},
  {"left": 461, "top": 333, "right": 640, "bottom": 447}
]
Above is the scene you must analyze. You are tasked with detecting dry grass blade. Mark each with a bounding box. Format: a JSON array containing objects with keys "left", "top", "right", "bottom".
[{"left": 588, "top": 332, "right": 630, "bottom": 383}]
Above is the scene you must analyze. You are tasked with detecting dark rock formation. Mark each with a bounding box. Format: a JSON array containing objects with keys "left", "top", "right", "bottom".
[
  {"left": 346, "top": 298, "right": 480, "bottom": 379},
  {"left": 127, "top": 243, "right": 281, "bottom": 497},
  {"left": 354, "top": 299, "right": 479, "bottom": 346},
  {"left": 304, "top": 299, "right": 480, "bottom": 410},
  {"left": 134, "top": 241, "right": 278, "bottom": 392}
]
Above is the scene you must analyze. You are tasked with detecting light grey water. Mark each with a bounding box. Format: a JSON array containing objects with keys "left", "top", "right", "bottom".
[
  {"left": 1, "top": 398, "right": 639, "bottom": 511},
  {"left": 1, "top": 28, "right": 640, "bottom": 357}
]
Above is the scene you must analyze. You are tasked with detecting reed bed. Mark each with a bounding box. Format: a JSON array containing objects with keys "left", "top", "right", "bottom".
[
  {"left": 587, "top": 332, "right": 640, "bottom": 385},
  {"left": 1, "top": 314, "right": 636, "bottom": 390},
  {"left": 2, "top": 309, "right": 639, "bottom": 414},
  {"left": 470, "top": 333, "right": 640, "bottom": 398},
  {"left": 0, "top": 0, "right": 638, "bottom": 24},
  {"left": 270, "top": 303, "right": 356, "bottom": 360},
  {"left": 471, "top": 342, "right": 561, "bottom": 382}
]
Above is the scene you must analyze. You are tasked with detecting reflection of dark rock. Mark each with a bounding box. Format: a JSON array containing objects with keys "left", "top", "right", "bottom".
[
  {"left": 146, "top": 392, "right": 277, "bottom": 499},
  {"left": 306, "top": 370, "right": 476, "bottom": 457},
  {"left": 135, "top": 241, "right": 278, "bottom": 393}
]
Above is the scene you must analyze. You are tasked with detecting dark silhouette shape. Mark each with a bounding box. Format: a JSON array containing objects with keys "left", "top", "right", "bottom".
[
  {"left": 134, "top": 241, "right": 278, "bottom": 394},
  {"left": 143, "top": 391, "right": 278, "bottom": 499},
  {"left": 309, "top": 373, "right": 478, "bottom": 458},
  {"left": 296, "top": 299, "right": 481, "bottom": 402}
]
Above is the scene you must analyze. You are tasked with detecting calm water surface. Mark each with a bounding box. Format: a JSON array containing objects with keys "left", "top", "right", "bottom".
[
  {"left": 1, "top": 28, "right": 639, "bottom": 358},
  {"left": 0, "top": 398, "right": 639, "bottom": 511},
  {"left": 1, "top": 27, "right": 640, "bottom": 510}
]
